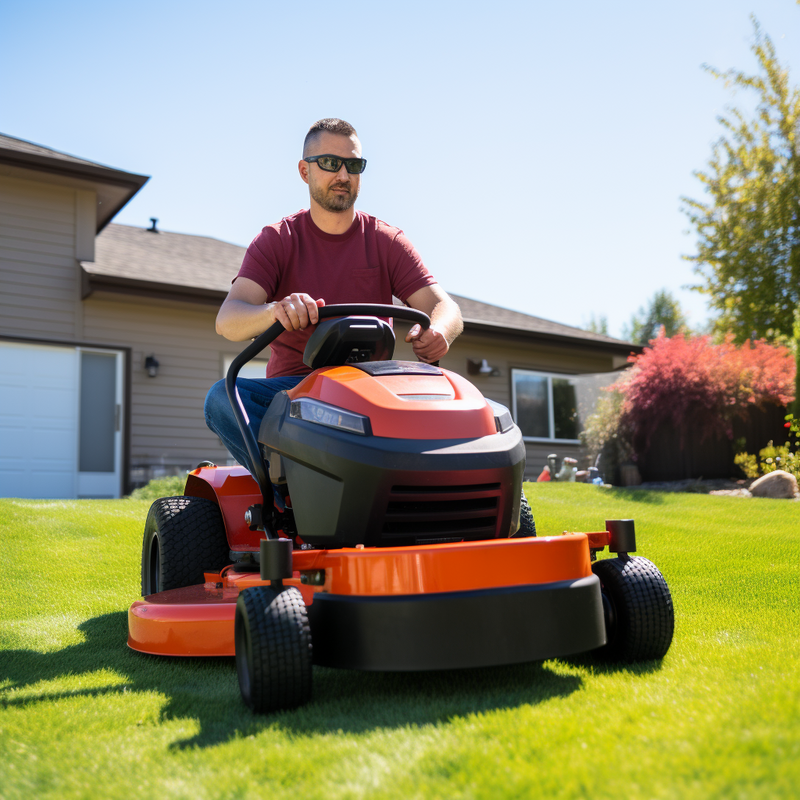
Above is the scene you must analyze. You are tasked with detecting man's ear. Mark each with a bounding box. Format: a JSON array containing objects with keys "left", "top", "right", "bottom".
[{"left": 298, "top": 159, "right": 310, "bottom": 185}]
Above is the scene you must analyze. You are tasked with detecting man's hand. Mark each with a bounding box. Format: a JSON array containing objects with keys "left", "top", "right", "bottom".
[
  {"left": 216, "top": 278, "right": 326, "bottom": 341},
  {"left": 403, "top": 285, "right": 463, "bottom": 363},
  {"left": 405, "top": 323, "right": 448, "bottom": 363},
  {"left": 271, "top": 293, "right": 325, "bottom": 331}
]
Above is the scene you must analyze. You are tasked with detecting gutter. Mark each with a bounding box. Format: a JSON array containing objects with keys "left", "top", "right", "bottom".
[
  {"left": 79, "top": 269, "right": 643, "bottom": 355},
  {"left": 461, "top": 317, "right": 643, "bottom": 356}
]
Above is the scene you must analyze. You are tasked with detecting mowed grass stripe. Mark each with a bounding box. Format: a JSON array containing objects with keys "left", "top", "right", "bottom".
[{"left": 1, "top": 483, "right": 798, "bottom": 799}]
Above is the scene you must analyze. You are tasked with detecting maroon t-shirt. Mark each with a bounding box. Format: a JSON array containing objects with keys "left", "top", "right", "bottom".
[{"left": 236, "top": 209, "right": 437, "bottom": 377}]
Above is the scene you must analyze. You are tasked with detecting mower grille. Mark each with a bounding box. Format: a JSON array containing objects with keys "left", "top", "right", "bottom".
[{"left": 381, "top": 483, "right": 502, "bottom": 544}]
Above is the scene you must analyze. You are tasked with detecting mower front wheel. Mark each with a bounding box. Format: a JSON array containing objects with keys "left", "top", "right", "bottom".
[
  {"left": 511, "top": 491, "right": 537, "bottom": 538},
  {"left": 235, "top": 585, "right": 312, "bottom": 714},
  {"left": 141, "top": 496, "right": 229, "bottom": 595},
  {"left": 592, "top": 555, "right": 674, "bottom": 662}
]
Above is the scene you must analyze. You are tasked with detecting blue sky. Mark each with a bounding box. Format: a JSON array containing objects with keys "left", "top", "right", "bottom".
[{"left": 2, "top": 0, "right": 799, "bottom": 338}]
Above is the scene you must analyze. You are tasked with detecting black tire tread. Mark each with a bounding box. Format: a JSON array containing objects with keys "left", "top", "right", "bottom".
[
  {"left": 512, "top": 491, "right": 537, "bottom": 537},
  {"left": 592, "top": 555, "right": 674, "bottom": 661},
  {"left": 141, "top": 496, "right": 229, "bottom": 595},
  {"left": 236, "top": 586, "right": 312, "bottom": 713}
]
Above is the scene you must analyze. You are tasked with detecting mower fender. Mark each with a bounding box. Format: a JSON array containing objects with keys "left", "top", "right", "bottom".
[{"left": 184, "top": 465, "right": 263, "bottom": 551}]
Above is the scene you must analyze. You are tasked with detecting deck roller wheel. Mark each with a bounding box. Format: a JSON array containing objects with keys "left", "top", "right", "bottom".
[
  {"left": 235, "top": 585, "right": 312, "bottom": 714},
  {"left": 592, "top": 555, "right": 674, "bottom": 662}
]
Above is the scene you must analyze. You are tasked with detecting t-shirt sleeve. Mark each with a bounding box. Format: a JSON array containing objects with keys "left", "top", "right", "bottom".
[
  {"left": 386, "top": 230, "right": 437, "bottom": 302},
  {"left": 235, "top": 227, "right": 283, "bottom": 298}
]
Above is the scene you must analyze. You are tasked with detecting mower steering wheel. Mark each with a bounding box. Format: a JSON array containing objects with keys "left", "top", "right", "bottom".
[{"left": 224, "top": 303, "right": 431, "bottom": 529}]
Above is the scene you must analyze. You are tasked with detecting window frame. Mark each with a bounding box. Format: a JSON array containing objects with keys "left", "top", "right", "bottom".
[
  {"left": 222, "top": 355, "right": 270, "bottom": 380},
  {"left": 510, "top": 367, "right": 582, "bottom": 444}
]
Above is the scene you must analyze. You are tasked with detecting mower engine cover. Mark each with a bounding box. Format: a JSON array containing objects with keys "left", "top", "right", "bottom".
[{"left": 258, "top": 352, "right": 526, "bottom": 548}]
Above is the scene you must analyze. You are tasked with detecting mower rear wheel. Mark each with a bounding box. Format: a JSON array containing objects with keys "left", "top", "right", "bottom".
[
  {"left": 235, "top": 585, "right": 312, "bottom": 713},
  {"left": 592, "top": 555, "right": 674, "bottom": 662},
  {"left": 141, "top": 496, "right": 229, "bottom": 596},
  {"left": 511, "top": 491, "right": 537, "bottom": 537}
]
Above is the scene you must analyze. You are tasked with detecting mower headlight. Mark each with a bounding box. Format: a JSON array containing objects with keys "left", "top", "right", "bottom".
[
  {"left": 486, "top": 399, "right": 515, "bottom": 433},
  {"left": 289, "top": 398, "right": 371, "bottom": 436}
]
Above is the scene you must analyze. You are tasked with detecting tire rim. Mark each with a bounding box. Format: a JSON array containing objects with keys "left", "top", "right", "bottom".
[{"left": 601, "top": 590, "right": 617, "bottom": 644}]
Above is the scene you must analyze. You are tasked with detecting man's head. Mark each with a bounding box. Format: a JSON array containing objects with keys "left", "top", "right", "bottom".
[
  {"left": 302, "top": 118, "right": 360, "bottom": 158},
  {"left": 299, "top": 118, "right": 364, "bottom": 214}
]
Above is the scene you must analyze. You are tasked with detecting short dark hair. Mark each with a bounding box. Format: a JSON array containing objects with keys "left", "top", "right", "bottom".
[{"left": 303, "top": 118, "right": 359, "bottom": 156}]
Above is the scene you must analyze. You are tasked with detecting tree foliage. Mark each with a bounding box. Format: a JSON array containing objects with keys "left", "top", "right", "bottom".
[
  {"left": 622, "top": 289, "right": 689, "bottom": 345},
  {"left": 683, "top": 17, "right": 800, "bottom": 344},
  {"left": 584, "top": 313, "right": 609, "bottom": 336}
]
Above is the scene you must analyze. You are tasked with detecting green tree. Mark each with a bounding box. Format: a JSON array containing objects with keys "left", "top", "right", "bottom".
[
  {"left": 682, "top": 16, "right": 800, "bottom": 414},
  {"left": 584, "top": 313, "right": 609, "bottom": 336},
  {"left": 621, "top": 289, "right": 689, "bottom": 345}
]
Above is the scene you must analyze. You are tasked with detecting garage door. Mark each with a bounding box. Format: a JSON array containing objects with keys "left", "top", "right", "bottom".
[{"left": 0, "top": 341, "right": 123, "bottom": 498}]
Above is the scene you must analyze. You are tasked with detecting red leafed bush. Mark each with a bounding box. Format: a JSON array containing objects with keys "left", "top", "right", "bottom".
[{"left": 620, "top": 332, "right": 795, "bottom": 450}]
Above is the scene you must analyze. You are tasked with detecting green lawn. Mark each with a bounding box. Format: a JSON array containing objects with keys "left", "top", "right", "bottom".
[{"left": 1, "top": 484, "right": 798, "bottom": 799}]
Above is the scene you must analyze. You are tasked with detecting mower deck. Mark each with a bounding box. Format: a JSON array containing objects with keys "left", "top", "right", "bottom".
[{"left": 129, "top": 532, "right": 610, "bottom": 668}]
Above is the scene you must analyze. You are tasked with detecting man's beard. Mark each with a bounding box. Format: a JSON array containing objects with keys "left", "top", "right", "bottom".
[{"left": 310, "top": 181, "right": 359, "bottom": 213}]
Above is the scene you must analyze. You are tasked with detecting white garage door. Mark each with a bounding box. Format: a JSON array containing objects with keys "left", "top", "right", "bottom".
[{"left": 0, "top": 342, "right": 123, "bottom": 499}]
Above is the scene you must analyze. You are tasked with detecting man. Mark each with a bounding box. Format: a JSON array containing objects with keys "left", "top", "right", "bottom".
[{"left": 205, "top": 118, "right": 463, "bottom": 473}]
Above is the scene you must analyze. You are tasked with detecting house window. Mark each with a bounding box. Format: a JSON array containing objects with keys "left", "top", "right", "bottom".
[
  {"left": 222, "top": 356, "right": 270, "bottom": 380},
  {"left": 511, "top": 369, "right": 582, "bottom": 442}
]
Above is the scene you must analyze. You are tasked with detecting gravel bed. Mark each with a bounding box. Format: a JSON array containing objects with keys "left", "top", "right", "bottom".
[{"left": 631, "top": 477, "right": 799, "bottom": 499}]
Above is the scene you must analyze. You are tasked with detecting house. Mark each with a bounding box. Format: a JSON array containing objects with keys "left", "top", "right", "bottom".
[{"left": 1, "top": 134, "right": 638, "bottom": 498}]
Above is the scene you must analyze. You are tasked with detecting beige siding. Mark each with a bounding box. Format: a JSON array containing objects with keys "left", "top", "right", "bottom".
[
  {"left": 0, "top": 176, "right": 81, "bottom": 340},
  {"left": 77, "top": 298, "right": 623, "bottom": 483},
  {"left": 395, "top": 325, "right": 617, "bottom": 478},
  {"left": 82, "top": 293, "right": 253, "bottom": 472}
]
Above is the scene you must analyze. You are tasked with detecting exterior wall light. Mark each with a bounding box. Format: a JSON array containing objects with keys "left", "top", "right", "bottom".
[
  {"left": 467, "top": 358, "right": 500, "bottom": 377},
  {"left": 145, "top": 355, "right": 160, "bottom": 378}
]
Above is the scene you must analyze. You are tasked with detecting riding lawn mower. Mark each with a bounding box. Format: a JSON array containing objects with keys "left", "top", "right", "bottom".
[{"left": 128, "top": 304, "right": 674, "bottom": 713}]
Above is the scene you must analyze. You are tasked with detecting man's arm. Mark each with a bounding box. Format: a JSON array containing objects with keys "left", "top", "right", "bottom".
[
  {"left": 215, "top": 277, "right": 323, "bottom": 341},
  {"left": 404, "top": 284, "right": 463, "bottom": 363}
]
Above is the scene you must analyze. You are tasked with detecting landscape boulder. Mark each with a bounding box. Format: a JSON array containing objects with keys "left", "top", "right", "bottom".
[{"left": 750, "top": 470, "right": 799, "bottom": 499}]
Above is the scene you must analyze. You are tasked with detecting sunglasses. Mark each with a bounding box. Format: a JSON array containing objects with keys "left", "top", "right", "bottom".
[{"left": 304, "top": 154, "right": 367, "bottom": 174}]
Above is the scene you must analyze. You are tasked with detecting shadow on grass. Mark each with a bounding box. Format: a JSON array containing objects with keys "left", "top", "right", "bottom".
[
  {"left": 604, "top": 488, "right": 668, "bottom": 504},
  {"left": 281, "top": 661, "right": 581, "bottom": 738},
  {"left": 1, "top": 612, "right": 234, "bottom": 739},
  {"left": 562, "top": 651, "right": 666, "bottom": 676},
  {"left": 0, "top": 610, "right": 667, "bottom": 750}
]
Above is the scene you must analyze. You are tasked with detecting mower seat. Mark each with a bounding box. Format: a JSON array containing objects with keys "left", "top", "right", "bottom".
[{"left": 303, "top": 317, "right": 395, "bottom": 370}]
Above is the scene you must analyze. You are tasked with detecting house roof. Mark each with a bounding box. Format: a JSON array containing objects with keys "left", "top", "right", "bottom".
[
  {"left": 450, "top": 294, "right": 633, "bottom": 350},
  {"left": 84, "top": 221, "right": 243, "bottom": 301},
  {"left": 82, "top": 223, "right": 638, "bottom": 353},
  {"left": 0, "top": 133, "right": 149, "bottom": 232}
]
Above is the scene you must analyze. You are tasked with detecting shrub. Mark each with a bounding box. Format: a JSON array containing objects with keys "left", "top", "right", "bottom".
[
  {"left": 735, "top": 413, "right": 800, "bottom": 479},
  {"left": 127, "top": 475, "right": 187, "bottom": 501},
  {"left": 580, "top": 332, "right": 796, "bottom": 477},
  {"left": 620, "top": 332, "right": 795, "bottom": 452},
  {"left": 580, "top": 376, "right": 634, "bottom": 481}
]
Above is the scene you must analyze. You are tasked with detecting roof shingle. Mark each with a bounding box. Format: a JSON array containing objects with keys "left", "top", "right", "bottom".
[{"left": 0, "top": 133, "right": 120, "bottom": 169}]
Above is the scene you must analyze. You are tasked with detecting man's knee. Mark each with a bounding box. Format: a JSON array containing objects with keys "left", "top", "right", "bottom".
[{"left": 204, "top": 380, "right": 228, "bottom": 431}]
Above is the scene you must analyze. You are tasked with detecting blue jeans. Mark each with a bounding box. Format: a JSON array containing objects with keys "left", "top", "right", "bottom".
[{"left": 204, "top": 376, "right": 304, "bottom": 476}]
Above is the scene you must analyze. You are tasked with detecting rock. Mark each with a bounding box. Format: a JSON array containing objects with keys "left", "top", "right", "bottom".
[{"left": 750, "top": 470, "right": 799, "bottom": 499}]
